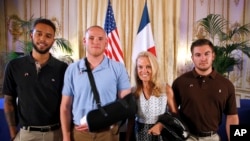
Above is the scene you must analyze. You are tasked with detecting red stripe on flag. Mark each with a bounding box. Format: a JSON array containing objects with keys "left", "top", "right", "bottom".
[
  {"left": 104, "top": 0, "right": 124, "bottom": 64},
  {"left": 110, "top": 32, "right": 123, "bottom": 57},
  {"left": 147, "top": 46, "right": 156, "bottom": 56}
]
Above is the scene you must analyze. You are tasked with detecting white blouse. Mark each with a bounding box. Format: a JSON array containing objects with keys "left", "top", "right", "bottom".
[{"left": 136, "top": 92, "right": 167, "bottom": 124}]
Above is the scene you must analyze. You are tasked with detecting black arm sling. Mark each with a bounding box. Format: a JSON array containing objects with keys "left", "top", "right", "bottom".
[{"left": 84, "top": 58, "right": 137, "bottom": 132}]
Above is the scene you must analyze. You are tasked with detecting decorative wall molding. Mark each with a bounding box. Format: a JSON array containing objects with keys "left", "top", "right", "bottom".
[{"left": 1, "top": 0, "right": 250, "bottom": 99}]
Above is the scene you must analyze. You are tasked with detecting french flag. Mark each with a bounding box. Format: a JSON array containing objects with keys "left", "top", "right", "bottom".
[{"left": 132, "top": 2, "right": 156, "bottom": 63}]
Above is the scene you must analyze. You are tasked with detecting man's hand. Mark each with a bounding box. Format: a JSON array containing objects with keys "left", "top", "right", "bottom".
[{"left": 74, "top": 123, "right": 89, "bottom": 132}]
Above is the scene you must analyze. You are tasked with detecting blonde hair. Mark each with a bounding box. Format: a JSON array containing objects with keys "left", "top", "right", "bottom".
[{"left": 133, "top": 51, "right": 164, "bottom": 98}]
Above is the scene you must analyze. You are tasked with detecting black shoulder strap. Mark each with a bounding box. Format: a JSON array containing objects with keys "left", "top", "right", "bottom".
[{"left": 84, "top": 58, "right": 108, "bottom": 117}]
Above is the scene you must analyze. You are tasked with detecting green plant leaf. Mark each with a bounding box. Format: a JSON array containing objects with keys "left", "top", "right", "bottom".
[
  {"left": 198, "top": 14, "right": 227, "bottom": 42},
  {"left": 54, "top": 38, "right": 73, "bottom": 54},
  {"left": 197, "top": 14, "right": 250, "bottom": 75},
  {"left": 7, "top": 52, "right": 24, "bottom": 61},
  {"left": 7, "top": 15, "right": 73, "bottom": 61},
  {"left": 229, "top": 23, "right": 250, "bottom": 39}
]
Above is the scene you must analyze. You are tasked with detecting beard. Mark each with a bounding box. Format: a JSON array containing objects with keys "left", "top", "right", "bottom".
[{"left": 32, "top": 41, "right": 52, "bottom": 54}]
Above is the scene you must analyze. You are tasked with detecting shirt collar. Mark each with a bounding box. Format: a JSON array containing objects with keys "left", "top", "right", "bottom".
[
  {"left": 192, "top": 68, "right": 217, "bottom": 79},
  {"left": 79, "top": 56, "right": 109, "bottom": 72},
  {"left": 27, "top": 52, "right": 56, "bottom": 67}
]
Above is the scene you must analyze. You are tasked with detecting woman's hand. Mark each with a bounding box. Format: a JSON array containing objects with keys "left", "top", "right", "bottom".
[{"left": 147, "top": 122, "right": 164, "bottom": 135}]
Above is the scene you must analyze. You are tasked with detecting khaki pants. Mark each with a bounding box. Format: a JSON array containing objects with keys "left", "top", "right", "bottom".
[
  {"left": 187, "top": 133, "right": 221, "bottom": 141},
  {"left": 73, "top": 125, "right": 119, "bottom": 141},
  {"left": 14, "top": 128, "right": 62, "bottom": 141}
]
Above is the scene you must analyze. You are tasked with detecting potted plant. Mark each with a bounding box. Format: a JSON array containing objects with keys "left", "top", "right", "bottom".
[
  {"left": 195, "top": 14, "right": 250, "bottom": 75},
  {"left": 7, "top": 14, "right": 73, "bottom": 62}
]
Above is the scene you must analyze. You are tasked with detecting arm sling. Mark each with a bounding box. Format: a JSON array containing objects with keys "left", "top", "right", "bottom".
[{"left": 85, "top": 58, "right": 137, "bottom": 132}]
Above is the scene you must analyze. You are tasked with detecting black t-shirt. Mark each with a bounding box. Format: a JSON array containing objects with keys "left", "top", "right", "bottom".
[{"left": 2, "top": 54, "right": 68, "bottom": 126}]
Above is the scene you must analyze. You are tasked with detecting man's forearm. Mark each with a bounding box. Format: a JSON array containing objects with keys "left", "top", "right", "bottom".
[
  {"left": 226, "top": 114, "right": 239, "bottom": 141},
  {"left": 4, "top": 95, "right": 17, "bottom": 138},
  {"left": 60, "top": 107, "right": 72, "bottom": 141}
]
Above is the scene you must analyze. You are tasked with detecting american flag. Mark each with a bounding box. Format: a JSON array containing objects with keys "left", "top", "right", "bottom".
[{"left": 104, "top": 0, "right": 124, "bottom": 64}]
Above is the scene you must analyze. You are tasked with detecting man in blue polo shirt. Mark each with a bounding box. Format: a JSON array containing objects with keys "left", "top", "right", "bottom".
[
  {"left": 3, "top": 18, "right": 68, "bottom": 141},
  {"left": 60, "top": 25, "right": 131, "bottom": 141}
]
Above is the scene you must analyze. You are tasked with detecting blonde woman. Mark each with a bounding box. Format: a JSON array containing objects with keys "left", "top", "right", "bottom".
[{"left": 126, "top": 51, "right": 178, "bottom": 141}]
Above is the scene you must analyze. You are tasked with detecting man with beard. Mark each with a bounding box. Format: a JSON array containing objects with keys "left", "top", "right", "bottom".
[
  {"left": 172, "top": 38, "right": 239, "bottom": 141},
  {"left": 2, "top": 18, "right": 68, "bottom": 141}
]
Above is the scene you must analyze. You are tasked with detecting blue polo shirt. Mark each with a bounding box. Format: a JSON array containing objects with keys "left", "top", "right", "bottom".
[{"left": 62, "top": 56, "right": 131, "bottom": 125}]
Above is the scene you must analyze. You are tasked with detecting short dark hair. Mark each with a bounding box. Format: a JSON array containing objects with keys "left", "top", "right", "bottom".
[
  {"left": 31, "top": 18, "right": 56, "bottom": 33},
  {"left": 190, "top": 38, "right": 214, "bottom": 54}
]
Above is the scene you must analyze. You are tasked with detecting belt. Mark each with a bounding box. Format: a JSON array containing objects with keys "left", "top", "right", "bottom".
[
  {"left": 21, "top": 124, "right": 60, "bottom": 132},
  {"left": 74, "top": 124, "right": 117, "bottom": 133},
  {"left": 193, "top": 131, "right": 217, "bottom": 137}
]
